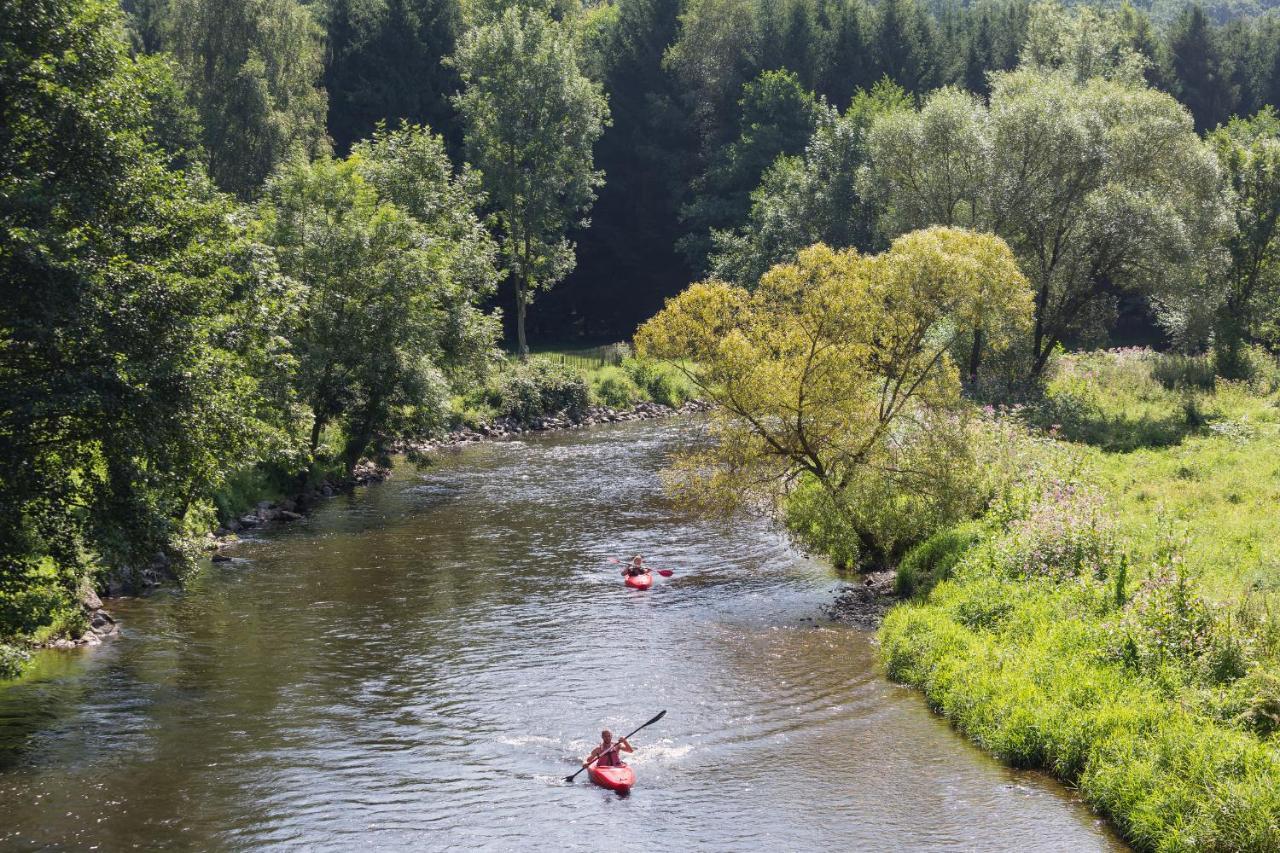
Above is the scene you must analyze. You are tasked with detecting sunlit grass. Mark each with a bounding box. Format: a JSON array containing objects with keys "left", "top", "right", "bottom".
[{"left": 882, "top": 348, "right": 1280, "bottom": 851}]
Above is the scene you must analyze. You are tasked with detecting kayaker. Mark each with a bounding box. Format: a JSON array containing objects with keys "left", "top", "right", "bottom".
[
  {"left": 585, "top": 729, "right": 633, "bottom": 769},
  {"left": 621, "top": 555, "right": 650, "bottom": 579}
]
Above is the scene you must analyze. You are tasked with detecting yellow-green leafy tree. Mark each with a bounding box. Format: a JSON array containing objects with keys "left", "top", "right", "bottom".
[{"left": 635, "top": 227, "right": 1033, "bottom": 565}]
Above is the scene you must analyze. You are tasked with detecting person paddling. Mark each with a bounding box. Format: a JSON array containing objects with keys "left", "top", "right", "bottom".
[
  {"left": 620, "top": 555, "right": 651, "bottom": 580},
  {"left": 584, "top": 729, "right": 634, "bottom": 770}
]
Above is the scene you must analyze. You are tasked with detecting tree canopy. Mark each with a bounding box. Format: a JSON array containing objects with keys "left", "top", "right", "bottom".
[
  {"left": 2, "top": 0, "right": 290, "bottom": 627},
  {"left": 258, "top": 124, "right": 500, "bottom": 470},
  {"left": 865, "top": 68, "right": 1231, "bottom": 376},
  {"left": 636, "top": 227, "right": 1033, "bottom": 563},
  {"left": 162, "top": 0, "right": 330, "bottom": 197},
  {"left": 451, "top": 5, "right": 609, "bottom": 357}
]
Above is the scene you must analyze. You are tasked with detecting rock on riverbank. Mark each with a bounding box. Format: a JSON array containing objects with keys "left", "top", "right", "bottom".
[
  {"left": 822, "top": 570, "right": 897, "bottom": 628},
  {"left": 400, "top": 399, "right": 712, "bottom": 453}
]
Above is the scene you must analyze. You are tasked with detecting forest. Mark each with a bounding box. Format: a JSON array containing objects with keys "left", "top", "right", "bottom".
[{"left": 8, "top": 0, "right": 1280, "bottom": 847}]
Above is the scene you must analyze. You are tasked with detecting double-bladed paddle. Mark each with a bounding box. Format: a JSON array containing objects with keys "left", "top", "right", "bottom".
[
  {"left": 564, "top": 710, "right": 667, "bottom": 783},
  {"left": 608, "top": 557, "right": 675, "bottom": 577}
]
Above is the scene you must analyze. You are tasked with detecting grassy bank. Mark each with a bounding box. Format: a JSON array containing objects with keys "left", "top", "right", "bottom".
[{"left": 880, "top": 349, "right": 1280, "bottom": 851}]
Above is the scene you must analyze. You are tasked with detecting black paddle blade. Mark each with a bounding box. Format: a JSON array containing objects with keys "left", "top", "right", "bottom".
[{"left": 566, "top": 711, "right": 666, "bottom": 783}]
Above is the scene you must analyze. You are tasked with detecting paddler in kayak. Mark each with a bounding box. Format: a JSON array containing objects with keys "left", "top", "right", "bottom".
[
  {"left": 584, "top": 729, "right": 634, "bottom": 769},
  {"left": 620, "top": 555, "right": 651, "bottom": 582}
]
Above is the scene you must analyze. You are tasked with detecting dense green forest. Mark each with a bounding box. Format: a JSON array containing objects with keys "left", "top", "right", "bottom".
[
  {"left": 8, "top": 0, "right": 1280, "bottom": 844},
  {"left": 7, "top": 0, "right": 1280, "bottom": 663},
  {"left": 107, "top": 0, "right": 1280, "bottom": 340}
]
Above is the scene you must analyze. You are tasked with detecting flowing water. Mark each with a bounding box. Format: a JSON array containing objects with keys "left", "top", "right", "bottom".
[{"left": 0, "top": 418, "right": 1124, "bottom": 851}]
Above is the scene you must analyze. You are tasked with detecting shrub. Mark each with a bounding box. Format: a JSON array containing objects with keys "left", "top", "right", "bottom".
[
  {"left": 896, "top": 521, "right": 987, "bottom": 597},
  {"left": 497, "top": 357, "right": 590, "bottom": 422},
  {"left": 621, "top": 356, "right": 660, "bottom": 390},
  {"left": 0, "top": 643, "right": 31, "bottom": 680},
  {"left": 1222, "top": 669, "right": 1280, "bottom": 736},
  {"left": 1152, "top": 352, "right": 1216, "bottom": 391},
  {"left": 990, "top": 481, "right": 1120, "bottom": 582},
  {"left": 593, "top": 366, "right": 646, "bottom": 408},
  {"left": 621, "top": 357, "right": 695, "bottom": 407},
  {"left": 782, "top": 479, "right": 862, "bottom": 568}
]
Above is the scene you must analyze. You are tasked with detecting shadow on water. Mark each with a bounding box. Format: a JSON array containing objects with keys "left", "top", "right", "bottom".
[{"left": 0, "top": 418, "right": 1125, "bottom": 851}]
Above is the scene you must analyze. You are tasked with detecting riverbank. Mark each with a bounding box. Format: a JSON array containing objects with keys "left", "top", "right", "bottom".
[
  {"left": 44, "top": 398, "right": 711, "bottom": 657},
  {"left": 878, "top": 349, "right": 1280, "bottom": 851},
  {"left": 0, "top": 410, "right": 1124, "bottom": 850}
]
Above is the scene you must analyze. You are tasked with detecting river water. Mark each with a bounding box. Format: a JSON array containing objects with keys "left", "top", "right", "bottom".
[{"left": 0, "top": 418, "right": 1123, "bottom": 851}]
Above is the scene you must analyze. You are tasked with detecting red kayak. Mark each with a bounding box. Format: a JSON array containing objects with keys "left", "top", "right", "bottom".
[
  {"left": 624, "top": 572, "right": 653, "bottom": 590},
  {"left": 588, "top": 763, "right": 635, "bottom": 793}
]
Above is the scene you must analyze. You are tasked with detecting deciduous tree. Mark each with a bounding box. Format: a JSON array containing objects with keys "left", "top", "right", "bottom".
[
  {"left": 164, "top": 0, "right": 330, "bottom": 198},
  {"left": 866, "top": 69, "right": 1231, "bottom": 378},
  {"left": 1, "top": 0, "right": 291, "bottom": 627},
  {"left": 259, "top": 125, "right": 499, "bottom": 470},
  {"left": 1209, "top": 109, "right": 1280, "bottom": 374},
  {"left": 451, "top": 6, "right": 609, "bottom": 357},
  {"left": 636, "top": 228, "right": 1032, "bottom": 564}
]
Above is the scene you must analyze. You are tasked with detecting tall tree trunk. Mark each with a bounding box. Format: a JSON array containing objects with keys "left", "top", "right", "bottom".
[
  {"left": 1030, "top": 283, "right": 1051, "bottom": 378},
  {"left": 516, "top": 275, "right": 529, "bottom": 361},
  {"left": 309, "top": 412, "right": 326, "bottom": 456}
]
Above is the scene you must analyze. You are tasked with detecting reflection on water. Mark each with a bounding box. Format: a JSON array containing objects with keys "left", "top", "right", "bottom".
[{"left": 0, "top": 419, "right": 1124, "bottom": 851}]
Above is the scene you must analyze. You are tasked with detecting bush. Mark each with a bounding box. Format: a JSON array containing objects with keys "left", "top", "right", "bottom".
[
  {"left": 782, "top": 479, "right": 863, "bottom": 569},
  {"left": 990, "top": 481, "right": 1121, "bottom": 582},
  {"left": 621, "top": 357, "right": 694, "bottom": 407},
  {"left": 496, "top": 357, "right": 590, "bottom": 422},
  {"left": 1152, "top": 352, "right": 1216, "bottom": 391},
  {"left": 896, "top": 521, "right": 987, "bottom": 597},
  {"left": 1221, "top": 669, "right": 1280, "bottom": 736},
  {"left": 593, "top": 366, "right": 647, "bottom": 408},
  {"left": 0, "top": 643, "right": 31, "bottom": 680}
]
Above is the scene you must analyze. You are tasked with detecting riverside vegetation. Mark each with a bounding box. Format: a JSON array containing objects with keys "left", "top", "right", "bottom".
[
  {"left": 883, "top": 349, "right": 1280, "bottom": 851},
  {"left": 8, "top": 0, "right": 1280, "bottom": 847}
]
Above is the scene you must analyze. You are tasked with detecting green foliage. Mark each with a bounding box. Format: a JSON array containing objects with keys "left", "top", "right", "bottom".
[
  {"left": 1209, "top": 110, "right": 1280, "bottom": 377},
  {"left": 452, "top": 5, "right": 609, "bottom": 356},
  {"left": 0, "top": 644, "right": 30, "bottom": 681},
  {"left": 709, "top": 79, "right": 911, "bottom": 288},
  {"left": 620, "top": 357, "right": 694, "bottom": 407},
  {"left": 880, "top": 349, "right": 1280, "bottom": 851},
  {"left": 640, "top": 230, "right": 1034, "bottom": 565},
  {"left": 865, "top": 68, "right": 1232, "bottom": 378},
  {"left": 1029, "top": 349, "right": 1219, "bottom": 451},
  {"left": 678, "top": 69, "right": 821, "bottom": 271},
  {"left": 494, "top": 358, "right": 590, "bottom": 421},
  {"left": 1, "top": 0, "right": 294, "bottom": 653},
  {"left": 323, "top": 0, "right": 463, "bottom": 154},
  {"left": 1221, "top": 668, "right": 1280, "bottom": 735},
  {"left": 1169, "top": 4, "right": 1237, "bottom": 133},
  {"left": 162, "top": 0, "right": 330, "bottom": 198},
  {"left": 782, "top": 479, "right": 864, "bottom": 569},
  {"left": 258, "top": 123, "right": 500, "bottom": 472},
  {"left": 895, "top": 521, "right": 986, "bottom": 597},
  {"left": 593, "top": 366, "right": 647, "bottom": 408}
]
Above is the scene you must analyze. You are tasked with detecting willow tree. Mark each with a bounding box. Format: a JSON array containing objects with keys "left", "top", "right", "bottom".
[
  {"left": 451, "top": 6, "right": 609, "bottom": 358},
  {"left": 865, "top": 68, "right": 1230, "bottom": 378},
  {"left": 636, "top": 227, "right": 1032, "bottom": 565}
]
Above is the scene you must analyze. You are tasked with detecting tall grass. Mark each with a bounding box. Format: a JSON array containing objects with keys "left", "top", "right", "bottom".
[{"left": 880, "top": 348, "right": 1280, "bottom": 851}]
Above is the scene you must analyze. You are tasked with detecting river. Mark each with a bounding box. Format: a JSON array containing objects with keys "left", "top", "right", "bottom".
[{"left": 0, "top": 418, "right": 1123, "bottom": 851}]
